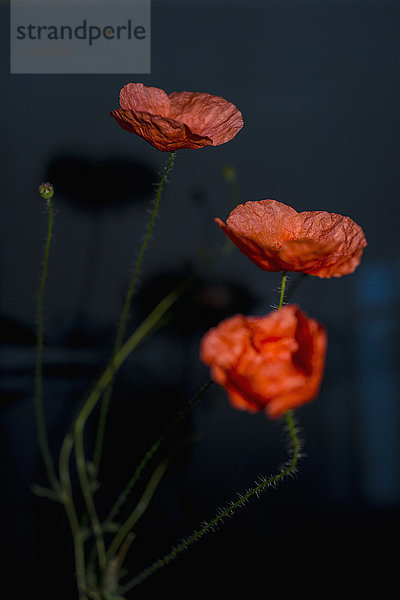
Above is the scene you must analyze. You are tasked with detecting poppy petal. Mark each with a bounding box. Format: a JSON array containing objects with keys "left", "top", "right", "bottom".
[
  {"left": 110, "top": 108, "right": 213, "bottom": 151},
  {"left": 200, "top": 305, "right": 327, "bottom": 419},
  {"left": 111, "top": 83, "right": 243, "bottom": 151},
  {"left": 120, "top": 82, "right": 170, "bottom": 115},
  {"left": 216, "top": 199, "right": 367, "bottom": 278},
  {"left": 169, "top": 91, "right": 244, "bottom": 145}
]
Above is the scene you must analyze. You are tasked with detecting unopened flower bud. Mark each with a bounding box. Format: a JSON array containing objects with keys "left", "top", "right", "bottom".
[
  {"left": 221, "top": 164, "right": 237, "bottom": 183},
  {"left": 39, "top": 182, "right": 54, "bottom": 201}
]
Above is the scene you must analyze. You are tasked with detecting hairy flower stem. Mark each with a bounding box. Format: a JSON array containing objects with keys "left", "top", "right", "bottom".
[
  {"left": 278, "top": 271, "right": 287, "bottom": 310},
  {"left": 104, "top": 380, "right": 214, "bottom": 567},
  {"left": 106, "top": 460, "right": 169, "bottom": 563},
  {"left": 57, "top": 284, "right": 185, "bottom": 576},
  {"left": 36, "top": 190, "right": 88, "bottom": 598},
  {"left": 35, "top": 196, "right": 58, "bottom": 489},
  {"left": 59, "top": 433, "right": 88, "bottom": 600},
  {"left": 93, "top": 151, "right": 176, "bottom": 475},
  {"left": 105, "top": 379, "right": 213, "bottom": 528},
  {"left": 75, "top": 419, "right": 107, "bottom": 572},
  {"left": 121, "top": 410, "right": 301, "bottom": 593}
]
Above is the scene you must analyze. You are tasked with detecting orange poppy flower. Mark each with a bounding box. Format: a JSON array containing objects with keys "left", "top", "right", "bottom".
[
  {"left": 200, "top": 305, "right": 327, "bottom": 419},
  {"left": 215, "top": 199, "right": 367, "bottom": 278},
  {"left": 110, "top": 83, "right": 244, "bottom": 152}
]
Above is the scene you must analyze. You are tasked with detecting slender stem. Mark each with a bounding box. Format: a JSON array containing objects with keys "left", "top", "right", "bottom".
[
  {"left": 121, "top": 410, "right": 300, "bottom": 593},
  {"left": 93, "top": 151, "right": 176, "bottom": 474},
  {"left": 58, "top": 432, "right": 88, "bottom": 600},
  {"left": 106, "top": 460, "right": 169, "bottom": 562},
  {"left": 105, "top": 379, "right": 213, "bottom": 527},
  {"left": 78, "top": 282, "right": 186, "bottom": 435},
  {"left": 74, "top": 419, "right": 107, "bottom": 573},
  {"left": 57, "top": 281, "right": 186, "bottom": 497},
  {"left": 58, "top": 283, "right": 185, "bottom": 574},
  {"left": 35, "top": 197, "right": 58, "bottom": 489},
  {"left": 278, "top": 271, "right": 287, "bottom": 310}
]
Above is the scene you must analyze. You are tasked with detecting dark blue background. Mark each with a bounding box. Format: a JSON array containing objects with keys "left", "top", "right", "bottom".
[{"left": 1, "top": 1, "right": 400, "bottom": 597}]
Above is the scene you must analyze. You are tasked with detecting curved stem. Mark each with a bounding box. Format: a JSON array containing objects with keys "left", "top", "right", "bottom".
[
  {"left": 58, "top": 281, "right": 186, "bottom": 491},
  {"left": 105, "top": 379, "right": 213, "bottom": 527},
  {"left": 58, "top": 432, "right": 88, "bottom": 600},
  {"left": 76, "top": 282, "right": 186, "bottom": 440},
  {"left": 74, "top": 419, "right": 107, "bottom": 573},
  {"left": 121, "top": 410, "right": 301, "bottom": 593},
  {"left": 93, "top": 151, "right": 176, "bottom": 474},
  {"left": 106, "top": 381, "right": 214, "bottom": 563},
  {"left": 106, "top": 460, "right": 169, "bottom": 562},
  {"left": 58, "top": 283, "right": 186, "bottom": 573},
  {"left": 35, "top": 197, "right": 58, "bottom": 489}
]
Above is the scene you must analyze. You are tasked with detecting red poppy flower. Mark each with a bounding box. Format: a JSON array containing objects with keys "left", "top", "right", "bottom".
[
  {"left": 200, "top": 305, "right": 327, "bottom": 419},
  {"left": 215, "top": 199, "right": 367, "bottom": 278},
  {"left": 110, "top": 83, "right": 244, "bottom": 152}
]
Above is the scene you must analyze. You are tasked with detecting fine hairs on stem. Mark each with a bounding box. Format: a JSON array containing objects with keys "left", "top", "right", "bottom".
[
  {"left": 278, "top": 270, "right": 287, "bottom": 310},
  {"left": 35, "top": 168, "right": 309, "bottom": 598},
  {"left": 93, "top": 151, "right": 176, "bottom": 475},
  {"left": 35, "top": 190, "right": 58, "bottom": 490},
  {"left": 118, "top": 271, "right": 300, "bottom": 593},
  {"left": 68, "top": 285, "right": 185, "bottom": 558},
  {"left": 57, "top": 282, "right": 187, "bottom": 596},
  {"left": 105, "top": 379, "right": 213, "bottom": 529},
  {"left": 120, "top": 410, "right": 302, "bottom": 593}
]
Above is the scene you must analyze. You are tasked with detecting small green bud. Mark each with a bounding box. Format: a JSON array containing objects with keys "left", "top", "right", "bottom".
[
  {"left": 39, "top": 182, "right": 54, "bottom": 201},
  {"left": 221, "top": 164, "right": 237, "bottom": 183}
]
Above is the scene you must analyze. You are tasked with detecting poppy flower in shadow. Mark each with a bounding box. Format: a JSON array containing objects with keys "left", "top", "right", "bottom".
[
  {"left": 200, "top": 305, "right": 327, "bottom": 419},
  {"left": 46, "top": 154, "right": 156, "bottom": 212},
  {"left": 133, "top": 268, "right": 258, "bottom": 336},
  {"left": 216, "top": 199, "right": 367, "bottom": 278},
  {"left": 110, "top": 83, "right": 244, "bottom": 151}
]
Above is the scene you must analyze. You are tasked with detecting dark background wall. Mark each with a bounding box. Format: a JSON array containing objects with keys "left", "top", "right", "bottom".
[{"left": 1, "top": 0, "right": 400, "bottom": 597}]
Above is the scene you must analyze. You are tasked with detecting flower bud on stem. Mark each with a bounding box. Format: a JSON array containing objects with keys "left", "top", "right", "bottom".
[{"left": 35, "top": 183, "right": 57, "bottom": 490}]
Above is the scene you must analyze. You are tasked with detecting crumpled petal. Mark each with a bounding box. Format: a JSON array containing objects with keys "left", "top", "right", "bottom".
[
  {"left": 110, "top": 108, "right": 213, "bottom": 151},
  {"left": 200, "top": 305, "right": 327, "bottom": 418},
  {"left": 110, "top": 83, "right": 244, "bottom": 151},
  {"left": 278, "top": 239, "right": 340, "bottom": 272},
  {"left": 216, "top": 199, "right": 367, "bottom": 278},
  {"left": 120, "top": 83, "right": 170, "bottom": 115},
  {"left": 169, "top": 91, "right": 244, "bottom": 146}
]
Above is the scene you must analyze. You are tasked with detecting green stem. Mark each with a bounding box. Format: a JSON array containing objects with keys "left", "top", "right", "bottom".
[
  {"left": 278, "top": 271, "right": 287, "bottom": 310},
  {"left": 58, "top": 432, "right": 88, "bottom": 600},
  {"left": 58, "top": 283, "right": 185, "bottom": 571},
  {"left": 78, "top": 282, "right": 186, "bottom": 437},
  {"left": 105, "top": 379, "right": 213, "bottom": 527},
  {"left": 121, "top": 410, "right": 301, "bottom": 593},
  {"left": 106, "top": 460, "right": 169, "bottom": 562},
  {"left": 35, "top": 197, "right": 58, "bottom": 489},
  {"left": 75, "top": 419, "right": 107, "bottom": 573},
  {"left": 93, "top": 151, "right": 176, "bottom": 474}
]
